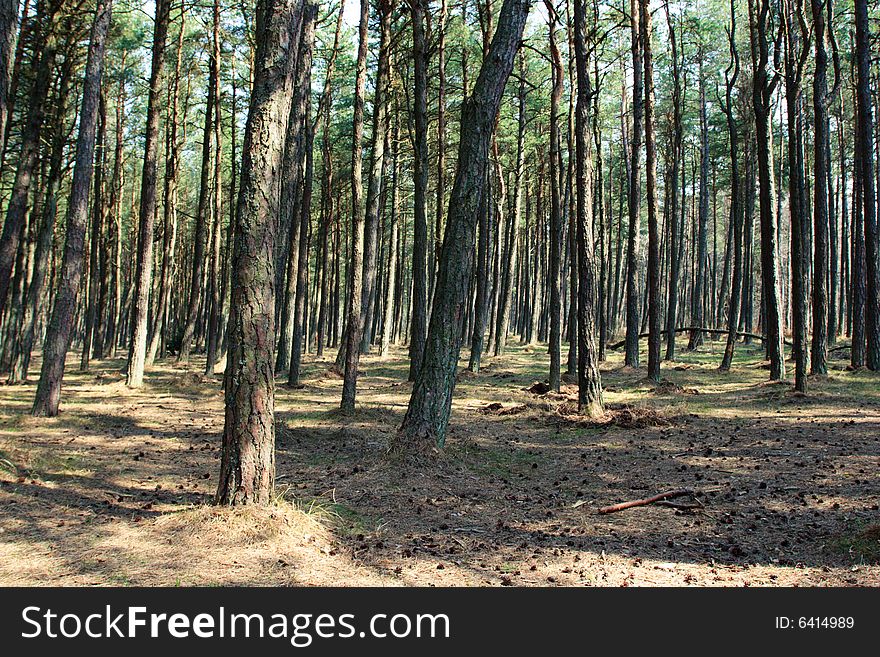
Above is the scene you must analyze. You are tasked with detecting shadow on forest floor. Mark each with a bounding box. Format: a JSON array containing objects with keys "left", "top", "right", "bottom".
[{"left": 0, "top": 339, "right": 878, "bottom": 586}]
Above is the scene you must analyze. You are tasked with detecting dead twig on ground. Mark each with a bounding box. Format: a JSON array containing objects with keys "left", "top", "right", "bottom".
[{"left": 598, "top": 489, "right": 696, "bottom": 514}]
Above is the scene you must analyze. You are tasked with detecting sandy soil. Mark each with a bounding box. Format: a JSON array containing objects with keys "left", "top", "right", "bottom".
[{"left": 0, "top": 340, "right": 878, "bottom": 586}]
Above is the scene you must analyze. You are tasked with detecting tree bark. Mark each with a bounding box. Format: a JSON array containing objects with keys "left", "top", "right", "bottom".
[
  {"left": 0, "top": 0, "right": 18, "bottom": 162},
  {"left": 397, "top": 0, "right": 533, "bottom": 450},
  {"left": 216, "top": 0, "right": 301, "bottom": 506},
  {"left": 720, "top": 0, "right": 743, "bottom": 372},
  {"left": 748, "top": 0, "right": 785, "bottom": 380},
  {"left": 126, "top": 0, "right": 171, "bottom": 387},
  {"left": 855, "top": 0, "right": 880, "bottom": 369},
  {"left": 339, "top": 0, "right": 369, "bottom": 411},
  {"left": 546, "top": 0, "right": 563, "bottom": 391},
  {"left": 573, "top": 0, "right": 604, "bottom": 415},
  {"left": 32, "top": 0, "right": 112, "bottom": 416},
  {"left": 624, "top": 0, "right": 643, "bottom": 369},
  {"left": 641, "top": 0, "right": 660, "bottom": 383},
  {"left": 408, "top": 0, "right": 429, "bottom": 381},
  {"left": 0, "top": 1, "right": 60, "bottom": 320}
]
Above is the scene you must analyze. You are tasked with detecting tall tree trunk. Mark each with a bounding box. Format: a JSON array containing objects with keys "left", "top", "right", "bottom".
[
  {"left": 103, "top": 55, "right": 127, "bottom": 358},
  {"left": 783, "top": 0, "right": 810, "bottom": 392},
  {"left": 205, "top": 0, "right": 225, "bottom": 376},
  {"left": 338, "top": 0, "right": 369, "bottom": 410},
  {"left": 358, "top": 0, "right": 393, "bottom": 356},
  {"left": 397, "top": 0, "right": 533, "bottom": 450},
  {"left": 7, "top": 62, "right": 70, "bottom": 384},
  {"left": 0, "top": 0, "right": 19, "bottom": 161},
  {"left": 855, "top": 0, "right": 880, "bottom": 369},
  {"left": 640, "top": 0, "right": 660, "bottom": 383},
  {"left": 32, "top": 0, "right": 112, "bottom": 416},
  {"left": 179, "top": 7, "right": 219, "bottom": 364},
  {"left": 720, "top": 0, "right": 742, "bottom": 372},
  {"left": 664, "top": 1, "right": 682, "bottom": 359},
  {"left": 147, "top": 11, "right": 185, "bottom": 366},
  {"left": 408, "top": 0, "right": 429, "bottom": 381},
  {"left": 546, "top": 0, "right": 563, "bottom": 391},
  {"left": 275, "top": 4, "right": 310, "bottom": 374},
  {"left": 572, "top": 0, "right": 603, "bottom": 414},
  {"left": 81, "top": 92, "right": 107, "bottom": 371},
  {"left": 624, "top": 0, "right": 643, "bottom": 368},
  {"left": 493, "top": 52, "right": 525, "bottom": 357},
  {"left": 688, "top": 52, "right": 710, "bottom": 351},
  {"left": 381, "top": 103, "right": 401, "bottom": 357},
  {"left": 0, "top": 1, "right": 60, "bottom": 320},
  {"left": 809, "top": 0, "right": 833, "bottom": 375},
  {"left": 216, "top": 0, "right": 302, "bottom": 506},
  {"left": 748, "top": 0, "right": 785, "bottom": 380},
  {"left": 126, "top": 0, "right": 171, "bottom": 387},
  {"left": 288, "top": 0, "right": 318, "bottom": 386}
]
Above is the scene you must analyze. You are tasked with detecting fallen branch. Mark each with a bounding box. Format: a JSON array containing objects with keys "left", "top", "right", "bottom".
[
  {"left": 598, "top": 489, "right": 695, "bottom": 515},
  {"left": 607, "top": 327, "right": 792, "bottom": 350}
]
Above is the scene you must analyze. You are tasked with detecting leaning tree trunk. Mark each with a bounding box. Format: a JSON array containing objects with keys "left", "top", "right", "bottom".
[
  {"left": 396, "top": 0, "right": 533, "bottom": 450},
  {"left": 126, "top": 0, "right": 171, "bottom": 387},
  {"left": 216, "top": 0, "right": 302, "bottom": 506},
  {"left": 0, "top": 7, "right": 59, "bottom": 321},
  {"left": 7, "top": 57, "right": 71, "bottom": 384},
  {"left": 32, "top": 0, "right": 112, "bottom": 417},
  {"left": 0, "top": 0, "right": 18, "bottom": 162}
]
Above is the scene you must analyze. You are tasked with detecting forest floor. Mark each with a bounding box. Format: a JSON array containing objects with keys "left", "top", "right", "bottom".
[{"left": 0, "top": 338, "right": 878, "bottom": 587}]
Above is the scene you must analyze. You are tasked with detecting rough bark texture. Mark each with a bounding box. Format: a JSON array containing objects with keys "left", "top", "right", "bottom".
[
  {"left": 665, "top": 3, "right": 683, "bottom": 358},
  {"left": 126, "top": 0, "right": 170, "bottom": 387},
  {"left": 748, "top": 0, "right": 785, "bottom": 381},
  {"left": 397, "top": 0, "right": 533, "bottom": 450},
  {"left": 641, "top": 0, "right": 660, "bottom": 383},
  {"left": 547, "top": 0, "right": 563, "bottom": 392},
  {"left": 572, "top": 0, "right": 604, "bottom": 415},
  {"left": 32, "top": 0, "right": 112, "bottom": 416},
  {"left": 720, "top": 0, "right": 742, "bottom": 373},
  {"left": 216, "top": 0, "right": 301, "bottom": 506},
  {"left": 624, "top": 0, "right": 643, "bottom": 369},
  {"left": 855, "top": 0, "right": 880, "bottom": 370},
  {"left": 783, "top": 0, "right": 809, "bottom": 392},
  {"left": 358, "top": 0, "right": 393, "bottom": 356},
  {"left": 688, "top": 55, "right": 709, "bottom": 351},
  {"left": 408, "top": 0, "right": 429, "bottom": 381},
  {"left": 0, "top": 2, "right": 59, "bottom": 320},
  {"left": 809, "top": 0, "right": 830, "bottom": 375},
  {"left": 0, "top": 0, "right": 18, "bottom": 161},
  {"left": 339, "top": 0, "right": 369, "bottom": 411}
]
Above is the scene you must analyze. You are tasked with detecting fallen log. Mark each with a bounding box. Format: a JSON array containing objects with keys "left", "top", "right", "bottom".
[{"left": 598, "top": 489, "right": 695, "bottom": 515}]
